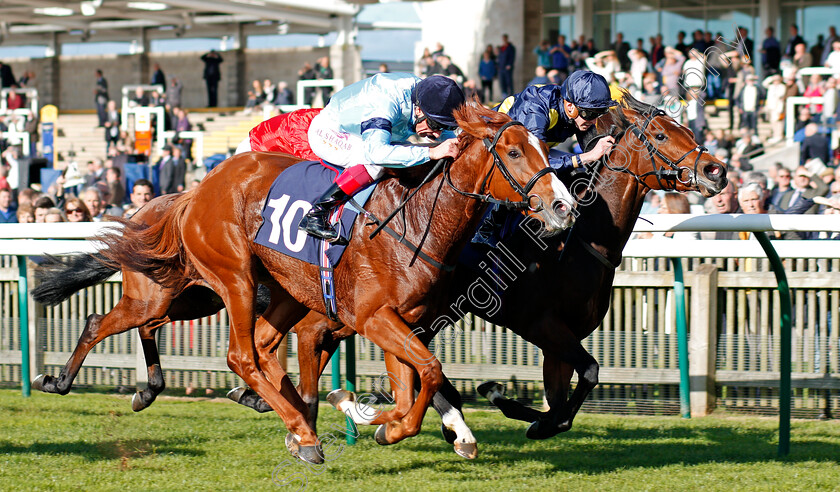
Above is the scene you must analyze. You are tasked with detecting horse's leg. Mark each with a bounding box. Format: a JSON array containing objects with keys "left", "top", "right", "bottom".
[
  {"left": 130, "top": 326, "right": 167, "bottom": 412},
  {"left": 430, "top": 376, "right": 478, "bottom": 459},
  {"left": 355, "top": 307, "right": 443, "bottom": 445},
  {"left": 476, "top": 378, "right": 544, "bottom": 423},
  {"left": 526, "top": 342, "right": 598, "bottom": 440},
  {"left": 33, "top": 296, "right": 169, "bottom": 395}
]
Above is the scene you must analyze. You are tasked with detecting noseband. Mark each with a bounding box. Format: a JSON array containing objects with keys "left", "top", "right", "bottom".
[
  {"left": 444, "top": 120, "right": 556, "bottom": 211},
  {"left": 593, "top": 108, "right": 708, "bottom": 191},
  {"left": 623, "top": 109, "right": 708, "bottom": 189}
]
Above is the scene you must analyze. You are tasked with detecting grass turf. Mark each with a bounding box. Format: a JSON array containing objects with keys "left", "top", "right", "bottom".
[{"left": 1, "top": 389, "right": 839, "bottom": 491}]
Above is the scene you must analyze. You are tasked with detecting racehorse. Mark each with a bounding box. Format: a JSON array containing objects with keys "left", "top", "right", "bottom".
[
  {"left": 229, "top": 90, "right": 728, "bottom": 446},
  {"left": 36, "top": 101, "right": 573, "bottom": 464}
]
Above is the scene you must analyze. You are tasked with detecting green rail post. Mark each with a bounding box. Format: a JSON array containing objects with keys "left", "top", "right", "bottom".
[
  {"left": 754, "top": 232, "right": 791, "bottom": 457},
  {"left": 18, "top": 256, "right": 30, "bottom": 397},
  {"left": 344, "top": 338, "right": 356, "bottom": 445},
  {"left": 331, "top": 342, "right": 341, "bottom": 392},
  {"left": 670, "top": 258, "right": 690, "bottom": 419}
]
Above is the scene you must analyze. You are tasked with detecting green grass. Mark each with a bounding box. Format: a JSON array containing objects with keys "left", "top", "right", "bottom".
[{"left": 1, "top": 389, "right": 839, "bottom": 491}]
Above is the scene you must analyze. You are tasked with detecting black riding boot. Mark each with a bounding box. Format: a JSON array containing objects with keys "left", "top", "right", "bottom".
[
  {"left": 472, "top": 205, "right": 505, "bottom": 247},
  {"left": 298, "top": 183, "right": 349, "bottom": 242}
]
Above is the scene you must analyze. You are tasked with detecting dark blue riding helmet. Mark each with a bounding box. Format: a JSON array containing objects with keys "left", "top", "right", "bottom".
[
  {"left": 412, "top": 75, "right": 466, "bottom": 128},
  {"left": 560, "top": 70, "right": 617, "bottom": 109}
]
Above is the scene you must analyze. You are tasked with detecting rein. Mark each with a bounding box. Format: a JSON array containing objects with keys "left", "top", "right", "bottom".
[
  {"left": 444, "top": 120, "right": 556, "bottom": 212},
  {"left": 364, "top": 120, "right": 556, "bottom": 271}
]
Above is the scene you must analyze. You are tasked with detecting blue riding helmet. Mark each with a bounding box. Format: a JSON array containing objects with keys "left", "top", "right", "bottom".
[
  {"left": 560, "top": 71, "right": 618, "bottom": 111},
  {"left": 412, "top": 75, "right": 466, "bottom": 129}
]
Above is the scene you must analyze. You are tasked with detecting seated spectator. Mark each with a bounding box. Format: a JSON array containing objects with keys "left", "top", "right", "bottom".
[
  {"left": 64, "top": 197, "right": 93, "bottom": 222},
  {"left": 781, "top": 165, "right": 829, "bottom": 216},
  {"left": 701, "top": 180, "right": 741, "bottom": 239},
  {"left": 33, "top": 196, "right": 55, "bottom": 223},
  {"left": 43, "top": 207, "right": 66, "bottom": 223},
  {"left": 769, "top": 166, "right": 793, "bottom": 210},
  {"left": 800, "top": 123, "right": 830, "bottom": 164},
  {"left": 16, "top": 204, "right": 34, "bottom": 223},
  {"left": 792, "top": 42, "right": 813, "bottom": 69},
  {"left": 124, "top": 179, "right": 154, "bottom": 218},
  {"left": 274, "top": 81, "right": 294, "bottom": 106},
  {"left": 130, "top": 86, "right": 150, "bottom": 107},
  {"left": 528, "top": 66, "right": 550, "bottom": 86},
  {"left": 0, "top": 187, "right": 16, "bottom": 223}
]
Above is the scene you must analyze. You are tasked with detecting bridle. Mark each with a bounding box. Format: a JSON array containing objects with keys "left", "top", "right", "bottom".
[
  {"left": 444, "top": 120, "right": 557, "bottom": 212},
  {"left": 601, "top": 108, "right": 708, "bottom": 191}
]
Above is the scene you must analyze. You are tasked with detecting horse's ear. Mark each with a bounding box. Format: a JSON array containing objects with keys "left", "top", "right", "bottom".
[{"left": 454, "top": 97, "right": 504, "bottom": 140}]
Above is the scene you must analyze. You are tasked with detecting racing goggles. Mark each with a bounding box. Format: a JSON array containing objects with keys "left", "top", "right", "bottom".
[
  {"left": 577, "top": 106, "right": 609, "bottom": 121},
  {"left": 420, "top": 112, "right": 458, "bottom": 132}
]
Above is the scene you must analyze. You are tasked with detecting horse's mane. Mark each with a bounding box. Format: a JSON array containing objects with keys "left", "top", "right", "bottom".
[
  {"left": 454, "top": 98, "right": 511, "bottom": 152},
  {"left": 604, "top": 88, "right": 657, "bottom": 133}
]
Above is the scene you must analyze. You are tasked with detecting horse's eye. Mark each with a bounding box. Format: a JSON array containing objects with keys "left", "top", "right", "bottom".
[
  {"left": 655, "top": 133, "right": 667, "bottom": 141},
  {"left": 507, "top": 149, "right": 521, "bottom": 159}
]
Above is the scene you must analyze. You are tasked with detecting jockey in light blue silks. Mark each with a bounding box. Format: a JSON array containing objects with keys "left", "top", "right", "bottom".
[
  {"left": 474, "top": 70, "right": 619, "bottom": 245},
  {"left": 300, "top": 73, "right": 465, "bottom": 242}
]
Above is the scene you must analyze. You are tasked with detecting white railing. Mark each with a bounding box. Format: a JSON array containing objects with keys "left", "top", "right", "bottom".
[
  {"left": 296, "top": 78, "right": 344, "bottom": 107},
  {"left": 120, "top": 84, "right": 165, "bottom": 129},
  {"left": 1, "top": 130, "right": 31, "bottom": 156}
]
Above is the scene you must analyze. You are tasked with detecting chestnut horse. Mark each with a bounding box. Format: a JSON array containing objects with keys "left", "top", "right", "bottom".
[
  {"left": 55, "top": 102, "right": 572, "bottom": 463},
  {"left": 231, "top": 91, "right": 728, "bottom": 446}
]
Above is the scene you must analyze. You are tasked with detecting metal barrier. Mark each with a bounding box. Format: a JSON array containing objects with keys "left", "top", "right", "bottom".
[
  {"left": 296, "top": 79, "right": 344, "bottom": 107},
  {"left": 0, "top": 87, "right": 38, "bottom": 116},
  {"left": 2, "top": 215, "right": 840, "bottom": 455}
]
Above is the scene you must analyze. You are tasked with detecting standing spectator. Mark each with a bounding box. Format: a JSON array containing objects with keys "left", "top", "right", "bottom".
[
  {"left": 649, "top": 34, "right": 665, "bottom": 67},
  {"left": 437, "top": 55, "right": 465, "bottom": 84},
  {"left": 685, "top": 88, "right": 706, "bottom": 145},
  {"left": 298, "top": 62, "right": 317, "bottom": 106},
  {"left": 785, "top": 24, "right": 805, "bottom": 59},
  {"left": 478, "top": 48, "right": 497, "bottom": 102},
  {"left": 701, "top": 181, "right": 741, "bottom": 239},
  {"left": 800, "top": 123, "right": 830, "bottom": 165},
  {"left": 0, "top": 188, "right": 16, "bottom": 223},
  {"left": 33, "top": 196, "right": 55, "bottom": 223},
  {"left": 811, "top": 35, "right": 825, "bottom": 68},
  {"left": 760, "top": 27, "right": 781, "bottom": 74},
  {"left": 104, "top": 100, "right": 121, "bottom": 152},
  {"left": 84, "top": 159, "right": 105, "bottom": 188},
  {"left": 823, "top": 76, "right": 838, "bottom": 124},
  {"left": 534, "top": 39, "right": 551, "bottom": 69},
  {"left": 94, "top": 69, "right": 108, "bottom": 127},
  {"left": 657, "top": 47, "right": 685, "bottom": 95},
  {"left": 201, "top": 49, "right": 223, "bottom": 108},
  {"left": 16, "top": 204, "right": 34, "bottom": 223},
  {"left": 172, "top": 146, "right": 187, "bottom": 193},
  {"left": 497, "top": 34, "right": 516, "bottom": 99},
  {"left": 0, "top": 61, "right": 16, "bottom": 88},
  {"left": 63, "top": 197, "right": 92, "bottom": 222},
  {"left": 825, "top": 40, "right": 840, "bottom": 70},
  {"left": 378, "top": 63, "right": 389, "bottom": 73},
  {"left": 612, "top": 32, "right": 632, "bottom": 71},
  {"left": 150, "top": 62, "right": 166, "bottom": 87},
  {"left": 462, "top": 79, "right": 483, "bottom": 103},
  {"left": 736, "top": 26, "right": 754, "bottom": 61},
  {"left": 174, "top": 107, "right": 193, "bottom": 160},
  {"left": 628, "top": 49, "right": 649, "bottom": 88},
  {"left": 762, "top": 74, "right": 787, "bottom": 141},
  {"left": 736, "top": 74, "right": 763, "bottom": 135},
  {"left": 274, "top": 81, "right": 294, "bottom": 106},
  {"left": 24, "top": 109, "right": 39, "bottom": 157},
  {"left": 549, "top": 35, "right": 571, "bottom": 79},
  {"left": 675, "top": 31, "right": 690, "bottom": 56},
  {"left": 157, "top": 145, "right": 178, "bottom": 195},
  {"left": 803, "top": 74, "right": 825, "bottom": 116},
  {"left": 166, "top": 77, "right": 183, "bottom": 109},
  {"left": 262, "top": 79, "right": 276, "bottom": 105},
  {"left": 820, "top": 27, "right": 839, "bottom": 65},
  {"left": 43, "top": 208, "right": 66, "bottom": 223},
  {"left": 315, "top": 57, "right": 334, "bottom": 104},
  {"left": 585, "top": 50, "right": 619, "bottom": 81},
  {"left": 527, "top": 66, "right": 550, "bottom": 86}
]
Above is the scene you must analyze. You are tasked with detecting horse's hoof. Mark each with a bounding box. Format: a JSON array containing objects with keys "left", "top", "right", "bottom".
[
  {"left": 454, "top": 442, "right": 478, "bottom": 460},
  {"left": 227, "top": 387, "right": 247, "bottom": 403},
  {"left": 298, "top": 445, "right": 325, "bottom": 465},
  {"left": 31, "top": 374, "right": 47, "bottom": 392},
  {"left": 374, "top": 424, "right": 391, "bottom": 446},
  {"left": 285, "top": 433, "right": 301, "bottom": 456},
  {"left": 440, "top": 423, "right": 457, "bottom": 445},
  {"left": 525, "top": 419, "right": 561, "bottom": 440},
  {"left": 131, "top": 392, "right": 148, "bottom": 412},
  {"left": 326, "top": 388, "right": 354, "bottom": 409},
  {"left": 476, "top": 381, "right": 504, "bottom": 399}
]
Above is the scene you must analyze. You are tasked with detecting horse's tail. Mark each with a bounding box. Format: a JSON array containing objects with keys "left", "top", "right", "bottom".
[
  {"left": 98, "top": 191, "right": 196, "bottom": 291},
  {"left": 32, "top": 253, "right": 118, "bottom": 306}
]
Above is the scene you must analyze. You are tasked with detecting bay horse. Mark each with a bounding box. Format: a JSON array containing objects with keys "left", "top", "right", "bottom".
[
  {"left": 231, "top": 90, "right": 728, "bottom": 446},
  {"left": 62, "top": 101, "right": 573, "bottom": 463}
]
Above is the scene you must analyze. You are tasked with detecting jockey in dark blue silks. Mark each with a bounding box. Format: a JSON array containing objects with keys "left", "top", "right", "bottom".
[{"left": 474, "top": 70, "right": 618, "bottom": 245}]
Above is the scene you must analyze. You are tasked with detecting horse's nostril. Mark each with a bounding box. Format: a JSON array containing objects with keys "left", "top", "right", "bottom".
[{"left": 553, "top": 200, "right": 569, "bottom": 215}]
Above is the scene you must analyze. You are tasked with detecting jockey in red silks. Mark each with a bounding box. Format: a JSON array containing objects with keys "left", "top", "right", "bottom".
[
  {"left": 235, "top": 73, "right": 465, "bottom": 244},
  {"left": 300, "top": 73, "right": 464, "bottom": 243},
  {"left": 234, "top": 107, "right": 321, "bottom": 160}
]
